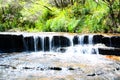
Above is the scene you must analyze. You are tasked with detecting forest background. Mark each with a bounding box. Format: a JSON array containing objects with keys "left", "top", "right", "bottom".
[{"left": 0, "top": 0, "right": 119, "bottom": 33}]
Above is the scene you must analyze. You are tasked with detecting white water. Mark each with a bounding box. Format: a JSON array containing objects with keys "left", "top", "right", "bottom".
[
  {"left": 31, "top": 35, "right": 99, "bottom": 54},
  {"left": 0, "top": 33, "right": 119, "bottom": 80},
  {"left": 32, "top": 34, "right": 100, "bottom": 54},
  {"left": 33, "top": 35, "right": 38, "bottom": 52}
]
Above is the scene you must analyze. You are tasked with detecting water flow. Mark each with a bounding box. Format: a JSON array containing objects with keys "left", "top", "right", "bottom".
[
  {"left": 41, "top": 36, "right": 45, "bottom": 52},
  {"left": 49, "top": 36, "right": 53, "bottom": 52},
  {"left": 32, "top": 34, "right": 99, "bottom": 54},
  {"left": 34, "top": 36, "right": 38, "bottom": 52},
  {"left": 79, "top": 35, "right": 84, "bottom": 45},
  {"left": 88, "top": 35, "right": 94, "bottom": 44},
  {"left": 75, "top": 35, "right": 98, "bottom": 54}
]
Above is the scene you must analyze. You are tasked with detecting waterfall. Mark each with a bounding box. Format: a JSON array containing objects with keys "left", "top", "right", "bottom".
[
  {"left": 75, "top": 35, "right": 98, "bottom": 54},
  {"left": 41, "top": 36, "right": 45, "bottom": 52},
  {"left": 34, "top": 36, "right": 38, "bottom": 52},
  {"left": 0, "top": 33, "right": 102, "bottom": 54},
  {"left": 49, "top": 36, "right": 53, "bottom": 52},
  {"left": 28, "top": 34, "right": 99, "bottom": 54},
  {"left": 88, "top": 35, "right": 94, "bottom": 44}
]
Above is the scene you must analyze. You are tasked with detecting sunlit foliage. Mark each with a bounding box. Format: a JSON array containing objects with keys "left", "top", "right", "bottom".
[{"left": 0, "top": 0, "right": 119, "bottom": 33}]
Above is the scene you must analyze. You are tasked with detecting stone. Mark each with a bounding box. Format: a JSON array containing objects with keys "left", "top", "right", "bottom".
[
  {"left": 23, "top": 67, "right": 34, "bottom": 69},
  {"left": 98, "top": 48, "right": 120, "bottom": 56},
  {"left": 73, "top": 36, "right": 79, "bottom": 45},
  {"left": 102, "top": 37, "right": 111, "bottom": 47},
  {"left": 83, "top": 35, "right": 88, "bottom": 44},
  {"left": 93, "top": 35, "right": 103, "bottom": 44},
  {"left": 68, "top": 67, "right": 75, "bottom": 70},
  {"left": 111, "top": 36, "right": 120, "bottom": 48},
  {"left": 35, "top": 37, "right": 42, "bottom": 51},
  {"left": 87, "top": 73, "right": 96, "bottom": 76},
  {"left": 52, "top": 36, "right": 70, "bottom": 49},
  {"left": 48, "top": 67, "right": 62, "bottom": 71},
  {"left": 24, "top": 36, "right": 34, "bottom": 51},
  {"left": 44, "top": 37, "right": 50, "bottom": 51},
  {"left": 0, "top": 34, "right": 25, "bottom": 53}
]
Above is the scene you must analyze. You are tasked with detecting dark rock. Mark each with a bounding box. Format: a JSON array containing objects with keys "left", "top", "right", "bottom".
[
  {"left": 0, "top": 34, "right": 25, "bottom": 53},
  {"left": 93, "top": 35, "right": 103, "bottom": 44},
  {"left": 68, "top": 67, "right": 75, "bottom": 70},
  {"left": 102, "top": 37, "right": 111, "bottom": 47},
  {"left": 87, "top": 73, "right": 96, "bottom": 76},
  {"left": 111, "top": 36, "right": 120, "bottom": 48},
  {"left": 38, "top": 37, "right": 43, "bottom": 51},
  {"left": 34, "top": 37, "right": 42, "bottom": 51},
  {"left": 24, "top": 36, "right": 34, "bottom": 51},
  {"left": 98, "top": 48, "right": 120, "bottom": 56},
  {"left": 40, "top": 68, "right": 45, "bottom": 71},
  {"left": 23, "top": 67, "right": 33, "bottom": 69},
  {"left": 13, "top": 35, "right": 25, "bottom": 52},
  {"left": 116, "top": 67, "right": 120, "bottom": 71},
  {"left": 44, "top": 37, "right": 50, "bottom": 51},
  {"left": 52, "top": 36, "right": 70, "bottom": 49},
  {"left": 0, "top": 65, "right": 16, "bottom": 69},
  {"left": 48, "top": 67, "right": 62, "bottom": 71},
  {"left": 73, "top": 36, "right": 79, "bottom": 45},
  {"left": 84, "top": 35, "right": 88, "bottom": 44}
]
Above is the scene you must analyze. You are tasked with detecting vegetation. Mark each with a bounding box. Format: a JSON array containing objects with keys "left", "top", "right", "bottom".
[{"left": 0, "top": 0, "right": 119, "bottom": 33}]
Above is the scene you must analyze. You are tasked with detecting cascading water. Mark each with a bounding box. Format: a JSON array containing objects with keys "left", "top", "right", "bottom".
[
  {"left": 34, "top": 35, "right": 38, "bottom": 52},
  {"left": 29, "top": 34, "right": 99, "bottom": 54},
  {"left": 0, "top": 33, "right": 120, "bottom": 80}
]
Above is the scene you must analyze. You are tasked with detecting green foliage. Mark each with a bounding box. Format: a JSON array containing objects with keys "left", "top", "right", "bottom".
[
  {"left": 46, "top": 16, "right": 67, "bottom": 32},
  {"left": 0, "top": 0, "right": 119, "bottom": 33},
  {"left": 0, "top": 0, "right": 35, "bottom": 31}
]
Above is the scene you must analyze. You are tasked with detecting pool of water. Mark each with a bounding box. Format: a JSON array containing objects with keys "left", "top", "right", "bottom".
[{"left": 0, "top": 52, "right": 120, "bottom": 80}]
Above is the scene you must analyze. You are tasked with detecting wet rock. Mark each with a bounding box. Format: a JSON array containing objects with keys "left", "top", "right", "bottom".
[
  {"left": 52, "top": 36, "right": 70, "bottom": 49},
  {"left": 48, "top": 67, "right": 62, "bottom": 71},
  {"left": 84, "top": 36, "right": 88, "bottom": 44},
  {"left": 24, "top": 36, "right": 34, "bottom": 51},
  {"left": 44, "top": 37, "right": 50, "bottom": 51},
  {"left": 37, "top": 37, "right": 43, "bottom": 51},
  {"left": 0, "top": 34, "right": 25, "bottom": 53},
  {"left": 116, "top": 67, "right": 120, "bottom": 71},
  {"left": 73, "top": 36, "right": 79, "bottom": 45},
  {"left": 102, "top": 37, "right": 111, "bottom": 47},
  {"left": 87, "top": 73, "right": 96, "bottom": 76},
  {"left": 93, "top": 35, "right": 103, "bottom": 44},
  {"left": 98, "top": 48, "right": 120, "bottom": 56},
  {"left": 68, "top": 67, "right": 75, "bottom": 70},
  {"left": 23, "top": 67, "right": 34, "bottom": 69},
  {"left": 111, "top": 36, "right": 120, "bottom": 48}
]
